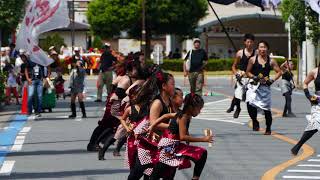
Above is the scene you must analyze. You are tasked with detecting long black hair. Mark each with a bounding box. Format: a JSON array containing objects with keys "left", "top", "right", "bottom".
[
  {"left": 177, "top": 93, "right": 204, "bottom": 118},
  {"left": 132, "top": 68, "right": 173, "bottom": 108}
]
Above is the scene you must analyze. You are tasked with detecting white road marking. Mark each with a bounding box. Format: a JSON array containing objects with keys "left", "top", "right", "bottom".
[
  {"left": 20, "top": 127, "right": 31, "bottom": 133},
  {"left": 204, "top": 98, "right": 230, "bottom": 105},
  {"left": 288, "top": 170, "right": 320, "bottom": 173},
  {"left": 11, "top": 136, "right": 26, "bottom": 152},
  {"left": 283, "top": 176, "right": 320, "bottom": 179},
  {"left": 197, "top": 98, "right": 262, "bottom": 125},
  {"left": 0, "top": 161, "right": 15, "bottom": 176},
  {"left": 10, "top": 127, "right": 31, "bottom": 152},
  {"left": 298, "top": 164, "right": 320, "bottom": 167},
  {"left": 309, "top": 159, "right": 320, "bottom": 162},
  {"left": 197, "top": 118, "right": 245, "bottom": 125},
  {"left": 74, "top": 118, "right": 82, "bottom": 121},
  {"left": 53, "top": 115, "right": 69, "bottom": 119},
  {"left": 27, "top": 115, "right": 35, "bottom": 120}
]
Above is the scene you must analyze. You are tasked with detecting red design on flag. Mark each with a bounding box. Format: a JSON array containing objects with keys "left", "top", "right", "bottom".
[
  {"left": 16, "top": 0, "right": 70, "bottom": 67},
  {"left": 26, "top": 17, "right": 30, "bottom": 26},
  {"left": 33, "top": 0, "right": 61, "bottom": 26},
  {"left": 33, "top": 46, "right": 40, "bottom": 52}
]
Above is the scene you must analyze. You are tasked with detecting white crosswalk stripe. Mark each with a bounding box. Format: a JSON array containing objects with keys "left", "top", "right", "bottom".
[
  {"left": 196, "top": 98, "right": 262, "bottom": 125},
  {"left": 282, "top": 156, "right": 320, "bottom": 179}
]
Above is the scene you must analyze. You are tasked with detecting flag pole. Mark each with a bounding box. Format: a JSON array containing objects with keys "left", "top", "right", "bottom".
[{"left": 207, "top": 0, "right": 238, "bottom": 52}]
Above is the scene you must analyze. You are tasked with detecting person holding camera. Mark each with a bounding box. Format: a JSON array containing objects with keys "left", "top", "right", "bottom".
[{"left": 69, "top": 60, "right": 87, "bottom": 118}]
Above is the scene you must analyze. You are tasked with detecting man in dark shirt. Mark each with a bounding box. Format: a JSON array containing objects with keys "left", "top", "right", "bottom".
[
  {"left": 25, "top": 59, "right": 45, "bottom": 117},
  {"left": 95, "top": 43, "right": 117, "bottom": 102},
  {"left": 184, "top": 39, "right": 208, "bottom": 95}
]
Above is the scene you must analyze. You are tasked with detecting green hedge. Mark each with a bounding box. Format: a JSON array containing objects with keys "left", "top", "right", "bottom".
[{"left": 156, "top": 58, "right": 298, "bottom": 72}]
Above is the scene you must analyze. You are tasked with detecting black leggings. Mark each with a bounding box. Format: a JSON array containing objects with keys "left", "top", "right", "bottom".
[
  {"left": 87, "top": 125, "right": 111, "bottom": 148},
  {"left": 283, "top": 92, "right": 292, "bottom": 114},
  {"left": 247, "top": 103, "right": 272, "bottom": 131},
  {"left": 99, "top": 129, "right": 116, "bottom": 157},
  {"left": 114, "top": 135, "right": 127, "bottom": 153},
  {"left": 88, "top": 125, "right": 104, "bottom": 148},
  {"left": 150, "top": 150, "right": 207, "bottom": 180},
  {"left": 292, "top": 129, "right": 318, "bottom": 154},
  {"left": 229, "top": 97, "right": 241, "bottom": 110},
  {"left": 128, "top": 156, "right": 153, "bottom": 180}
]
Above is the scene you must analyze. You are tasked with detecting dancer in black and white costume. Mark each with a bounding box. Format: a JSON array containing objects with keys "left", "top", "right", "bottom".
[
  {"left": 245, "top": 41, "right": 282, "bottom": 135},
  {"left": 291, "top": 66, "right": 320, "bottom": 155},
  {"left": 226, "top": 34, "right": 255, "bottom": 118},
  {"left": 280, "top": 60, "right": 296, "bottom": 117}
]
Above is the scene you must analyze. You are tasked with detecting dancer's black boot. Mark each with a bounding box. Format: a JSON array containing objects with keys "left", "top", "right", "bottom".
[{"left": 69, "top": 103, "right": 76, "bottom": 118}]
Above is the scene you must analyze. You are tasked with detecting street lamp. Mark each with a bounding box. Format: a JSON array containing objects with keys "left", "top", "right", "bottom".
[{"left": 287, "top": 15, "right": 294, "bottom": 60}]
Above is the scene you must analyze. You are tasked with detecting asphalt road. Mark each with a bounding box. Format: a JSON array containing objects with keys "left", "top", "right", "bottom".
[{"left": 0, "top": 76, "right": 319, "bottom": 180}]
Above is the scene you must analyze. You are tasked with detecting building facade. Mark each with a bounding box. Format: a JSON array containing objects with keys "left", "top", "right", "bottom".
[{"left": 183, "top": 1, "right": 288, "bottom": 58}]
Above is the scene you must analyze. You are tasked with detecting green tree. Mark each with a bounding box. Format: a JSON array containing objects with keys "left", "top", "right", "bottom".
[
  {"left": 280, "top": 0, "right": 306, "bottom": 45},
  {"left": 39, "top": 33, "right": 66, "bottom": 53},
  {"left": 280, "top": 0, "right": 320, "bottom": 45},
  {"left": 92, "top": 36, "right": 103, "bottom": 49},
  {"left": 0, "top": 0, "right": 26, "bottom": 45},
  {"left": 87, "top": 0, "right": 208, "bottom": 54},
  {"left": 306, "top": 7, "right": 320, "bottom": 45}
]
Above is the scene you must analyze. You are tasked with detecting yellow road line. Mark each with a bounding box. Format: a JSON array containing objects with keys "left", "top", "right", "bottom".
[
  {"left": 250, "top": 109, "right": 315, "bottom": 180},
  {"left": 259, "top": 112, "right": 315, "bottom": 180},
  {"left": 261, "top": 133, "right": 314, "bottom": 180}
]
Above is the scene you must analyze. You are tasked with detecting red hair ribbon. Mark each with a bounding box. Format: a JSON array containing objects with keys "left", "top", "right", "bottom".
[{"left": 156, "top": 72, "right": 163, "bottom": 82}]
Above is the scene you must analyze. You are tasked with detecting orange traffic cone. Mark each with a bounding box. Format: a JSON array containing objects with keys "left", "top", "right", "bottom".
[{"left": 21, "top": 86, "right": 28, "bottom": 115}]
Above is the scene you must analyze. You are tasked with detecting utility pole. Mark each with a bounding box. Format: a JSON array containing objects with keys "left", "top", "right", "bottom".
[
  {"left": 141, "top": 0, "right": 146, "bottom": 57},
  {"left": 71, "top": 0, "right": 75, "bottom": 56},
  {"left": 288, "top": 17, "right": 292, "bottom": 60}
]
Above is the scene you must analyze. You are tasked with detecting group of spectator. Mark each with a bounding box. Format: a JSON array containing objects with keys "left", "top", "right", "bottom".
[{"left": 0, "top": 43, "right": 65, "bottom": 117}]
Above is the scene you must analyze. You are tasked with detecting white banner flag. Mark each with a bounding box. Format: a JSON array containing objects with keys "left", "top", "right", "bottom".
[
  {"left": 16, "top": 0, "right": 70, "bottom": 66},
  {"left": 306, "top": 0, "right": 320, "bottom": 22},
  {"left": 270, "top": 0, "right": 281, "bottom": 7}
]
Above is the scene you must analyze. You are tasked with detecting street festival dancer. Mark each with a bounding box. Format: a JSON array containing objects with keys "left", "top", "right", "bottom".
[
  {"left": 280, "top": 59, "right": 296, "bottom": 117},
  {"left": 98, "top": 61, "right": 138, "bottom": 160},
  {"left": 226, "top": 34, "right": 255, "bottom": 118},
  {"left": 149, "top": 93, "right": 212, "bottom": 180},
  {"left": 291, "top": 66, "right": 320, "bottom": 155},
  {"left": 127, "top": 71, "right": 175, "bottom": 179},
  {"left": 245, "top": 41, "right": 282, "bottom": 135}
]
